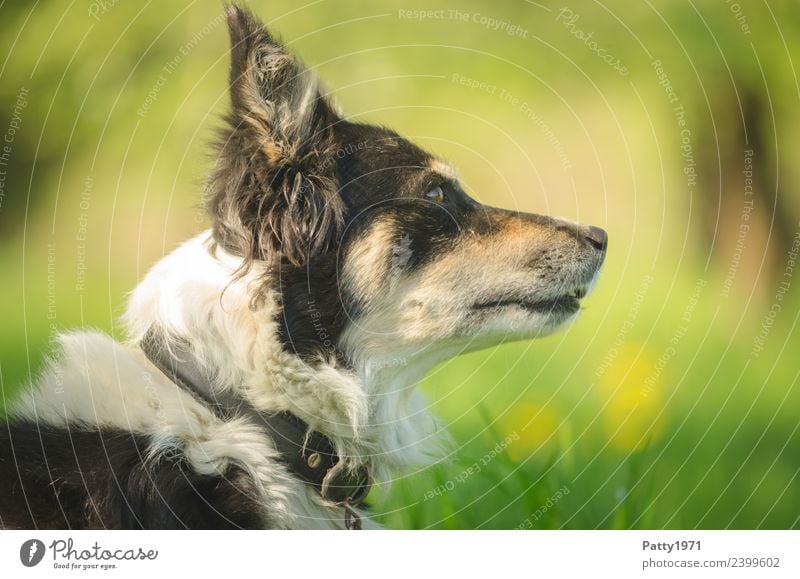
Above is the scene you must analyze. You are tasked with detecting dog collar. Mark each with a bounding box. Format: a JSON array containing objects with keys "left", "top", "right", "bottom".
[{"left": 139, "top": 329, "right": 372, "bottom": 529}]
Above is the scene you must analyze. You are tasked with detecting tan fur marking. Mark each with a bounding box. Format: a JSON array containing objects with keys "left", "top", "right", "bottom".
[
  {"left": 341, "top": 218, "right": 396, "bottom": 304},
  {"left": 429, "top": 159, "right": 459, "bottom": 181}
]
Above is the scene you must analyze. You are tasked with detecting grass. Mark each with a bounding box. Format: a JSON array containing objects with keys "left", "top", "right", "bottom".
[
  {"left": 367, "top": 273, "right": 800, "bottom": 529},
  {"left": 2, "top": 246, "right": 798, "bottom": 529},
  {"left": 3, "top": 259, "right": 799, "bottom": 529}
]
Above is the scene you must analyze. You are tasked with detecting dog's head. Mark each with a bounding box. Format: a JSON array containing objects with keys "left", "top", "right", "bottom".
[{"left": 209, "top": 6, "right": 606, "bottom": 367}]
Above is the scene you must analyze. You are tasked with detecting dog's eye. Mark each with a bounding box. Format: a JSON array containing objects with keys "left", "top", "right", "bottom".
[{"left": 425, "top": 186, "right": 445, "bottom": 203}]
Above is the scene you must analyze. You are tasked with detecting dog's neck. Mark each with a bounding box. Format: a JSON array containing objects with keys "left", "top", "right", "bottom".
[{"left": 124, "top": 231, "right": 445, "bottom": 478}]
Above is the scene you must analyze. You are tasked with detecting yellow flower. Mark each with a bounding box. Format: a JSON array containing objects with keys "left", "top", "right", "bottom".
[
  {"left": 598, "top": 343, "right": 665, "bottom": 452},
  {"left": 498, "top": 403, "right": 561, "bottom": 461}
]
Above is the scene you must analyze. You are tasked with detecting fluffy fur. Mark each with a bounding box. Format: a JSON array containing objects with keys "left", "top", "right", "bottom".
[{"left": 0, "top": 5, "right": 606, "bottom": 529}]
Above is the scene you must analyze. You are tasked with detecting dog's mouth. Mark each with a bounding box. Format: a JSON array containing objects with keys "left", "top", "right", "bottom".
[{"left": 472, "top": 285, "right": 588, "bottom": 316}]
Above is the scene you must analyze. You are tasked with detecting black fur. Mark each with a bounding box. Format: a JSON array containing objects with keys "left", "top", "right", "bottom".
[
  {"left": 0, "top": 4, "right": 604, "bottom": 530},
  {"left": 275, "top": 121, "right": 559, "bottom": 361},
  {"left": 208, "top": 5, "right": 344, "bottom": 270},
  {"left": 202, "top": 7, "right": 480, "bottom": 361},
  {"left": 0, "top": 422, "right": 263, "bottom": 529},
  {"left": 276, "top": 124, "right": 479, "bottom": 361}
]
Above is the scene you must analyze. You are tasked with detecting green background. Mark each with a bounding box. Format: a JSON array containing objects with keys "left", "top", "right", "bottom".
[{"left": 1, "top": 0, "right": 799, "bottom": 528}]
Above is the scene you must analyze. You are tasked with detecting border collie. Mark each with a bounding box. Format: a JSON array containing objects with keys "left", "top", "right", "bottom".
[{"left": 0, "top": 4, "right": 606, "bottom": 529}]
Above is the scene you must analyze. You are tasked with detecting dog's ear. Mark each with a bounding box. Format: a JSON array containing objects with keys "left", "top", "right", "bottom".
[{"left": 208, "top": 4, "right": 344, "bottom": 268}]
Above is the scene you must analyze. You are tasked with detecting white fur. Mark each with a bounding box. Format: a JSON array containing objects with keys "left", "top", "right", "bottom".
[
  {"left": 12, "top": 231, "right": 445, "bottom": 529},
  {"left": 13, "top": 220, "right": 598, "bottom": 528}
]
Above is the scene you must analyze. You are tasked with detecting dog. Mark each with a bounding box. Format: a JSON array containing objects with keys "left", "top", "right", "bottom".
[{"left": 0, "top": 4, "right": 606, "bottom": 530}]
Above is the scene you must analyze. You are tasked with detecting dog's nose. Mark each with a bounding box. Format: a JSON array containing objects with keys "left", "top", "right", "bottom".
[{"left": 584, "top": 226, "right": 607, "bottom": 252}]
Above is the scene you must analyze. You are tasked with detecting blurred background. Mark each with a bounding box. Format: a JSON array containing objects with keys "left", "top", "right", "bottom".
[{"left": 1, "top": 0, "right": 799, "bottom": 529}]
